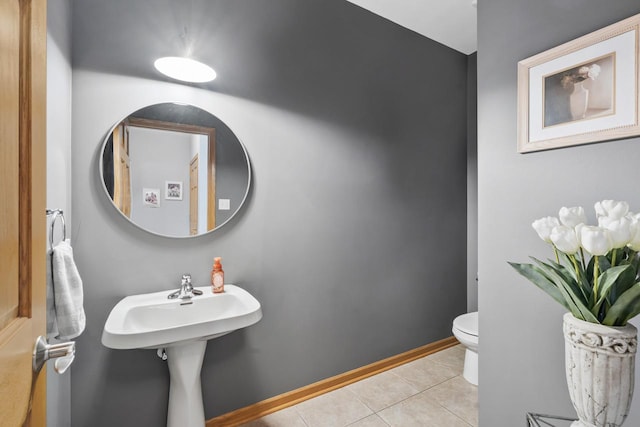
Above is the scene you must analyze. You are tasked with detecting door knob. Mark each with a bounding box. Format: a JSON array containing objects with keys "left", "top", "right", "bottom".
[{"left": 32, "top": 336, "right": 75, "bottom": 374}]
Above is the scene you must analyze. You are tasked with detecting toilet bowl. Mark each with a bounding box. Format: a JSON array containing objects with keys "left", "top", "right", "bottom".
[{"left": 452, "top": 311, "right": 478, "bottom": 386}]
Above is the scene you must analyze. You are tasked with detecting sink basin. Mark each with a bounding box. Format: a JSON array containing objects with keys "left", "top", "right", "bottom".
[
  {"left": 102, "top": 284, "right": 262, "bottom": 427},
  {"left": 102, "top": 284, "right": 262, "bottom": 349}
]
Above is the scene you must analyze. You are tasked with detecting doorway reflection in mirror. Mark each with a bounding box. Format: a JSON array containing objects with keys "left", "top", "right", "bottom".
[{"left": 100, "top": 103, "right": 251, "bottom": 238}]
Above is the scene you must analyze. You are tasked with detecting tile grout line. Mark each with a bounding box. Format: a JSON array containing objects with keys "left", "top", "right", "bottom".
[
  {"left": 438, "top": 402, "right": 476, "bottom": 427},
  {"left": 424, "top": 375, "right": 478, "bottom": 427},
  {"left": 291, "top": 404, "right": 311, "bottom": 427},
  {"left": 345, "top": 371, "right": 424, "bottom": 414},
  {"left": 344, "top": 413, "right": 391, "bottom": 427},
  {"left": 293, "top": 405, "right": 311, "bottom": 427},
  {"left": 293, "top": 387, "right": 376, "bottom": 427},
  {"left": 372, "top": 413, "right": 391, "bottom": 427},
  {"left": 338, "top": 386, "right": 379, "bottom": 426},
  {"left": 386, "top": 367, "right": 459, "bottom": 394},
  {"left": 370, "top": 390, "right": 474, "bottom": 427}
]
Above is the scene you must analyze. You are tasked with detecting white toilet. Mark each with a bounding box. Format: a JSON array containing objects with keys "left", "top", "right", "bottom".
[{"left": 452, "top": 311, "right": 478, "bottom": 386}]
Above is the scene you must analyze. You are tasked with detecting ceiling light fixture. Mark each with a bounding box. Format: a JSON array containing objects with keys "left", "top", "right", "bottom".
[{"left": 154, "top": 57, "right": 217, "bottom": 83}]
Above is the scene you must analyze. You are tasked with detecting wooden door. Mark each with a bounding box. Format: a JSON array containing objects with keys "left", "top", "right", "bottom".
[
  {"left": 0, "top": 0, "right": 47, "bottom": 426},
  {"left": 190, "top": 154, "right": 199, "bottom": 236},
  {"left": 206, "top": 131, "right": 216, "bottom": 231},
  {"left": 113, "top": 123, "right": 131, "bottom": 217}
]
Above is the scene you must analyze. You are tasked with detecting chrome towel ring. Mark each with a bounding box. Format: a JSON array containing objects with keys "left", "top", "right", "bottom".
[{"left": 46, "top": 209, "right": 66, "bottom": 250}]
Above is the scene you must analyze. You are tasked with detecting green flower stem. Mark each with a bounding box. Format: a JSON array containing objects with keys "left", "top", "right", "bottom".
[
  {"left": 553, "top": 246, "right": 559, "bottom": 264},
  {"left": 611, "top": 248, "right": 618, "bottom": 267},
  {"left": 579, "top": 248, "right": 586, "bottom": 270},
  {"left": 570, "top": 255, "right": 580, "bottom": 278},
  {"left": 593, "top": 256, "right": 600, "bottom": 303},
  {"left": 630, "top": 249, "right": 639, "bottom": 275}
]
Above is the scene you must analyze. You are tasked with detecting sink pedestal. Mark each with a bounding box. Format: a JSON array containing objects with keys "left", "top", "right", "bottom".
[{"left": 166, "top": 340, "right": 207, "bottom": 427}]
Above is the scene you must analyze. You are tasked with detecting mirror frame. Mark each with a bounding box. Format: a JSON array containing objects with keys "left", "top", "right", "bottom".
[{"left": 99, "top": 104, "right": 251, "bottom": 238}]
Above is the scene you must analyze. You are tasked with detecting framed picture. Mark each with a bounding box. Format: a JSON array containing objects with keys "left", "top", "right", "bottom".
[
  {"left": 165, "top": 181, "right": 183, "bottom": 201},
  {"left": 143, "top": 188, "right": 160, "bottom": 207},
  {"left": 517, "top": 13, "right": 640, "bottom": 153}
]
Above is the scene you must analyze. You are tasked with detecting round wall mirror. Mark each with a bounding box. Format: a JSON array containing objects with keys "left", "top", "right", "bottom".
[{"left": 99, "top": 103, "right": 251, "bottom": 238}]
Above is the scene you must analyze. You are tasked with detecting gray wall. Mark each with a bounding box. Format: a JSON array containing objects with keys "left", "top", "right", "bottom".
[
  {"left": 478, "top": 1, "right": 640, "bottom": 425},
  {"left": 128, "top": 127, "right": 192, "bottom": 237},
  {"left": 46, "top": 0, "right": 72, "bottom": 425},
  {"left": 215, "top": 130, "right": 249, "bottom": 226},
  {"left": 70, "top": 2, "right": 468, "bottom": 425}
]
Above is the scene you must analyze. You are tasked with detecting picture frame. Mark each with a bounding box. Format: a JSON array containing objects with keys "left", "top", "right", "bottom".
[
  {"left": 517, "top": 13, "right": 640, "bottom": 153},
  {"left": 165, "top": 181, "right": 183, "bottom": 201},
  {"left": 143, "top": 188, "right": 160, "bottom": 207}
]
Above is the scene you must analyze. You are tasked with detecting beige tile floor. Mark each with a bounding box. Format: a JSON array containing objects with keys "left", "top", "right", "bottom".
[{"left": 239, "top": 345, "right": 478, "bottom": 427}]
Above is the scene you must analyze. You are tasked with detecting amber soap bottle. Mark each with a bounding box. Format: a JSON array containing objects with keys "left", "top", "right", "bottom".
[{"left": 211, "top": 257, "right": 224, "bottom": 293}]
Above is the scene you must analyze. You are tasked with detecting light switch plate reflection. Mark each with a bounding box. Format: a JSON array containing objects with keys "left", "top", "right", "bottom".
[{"left": 218, "top": 199, "right": 231, "bottom": 210}]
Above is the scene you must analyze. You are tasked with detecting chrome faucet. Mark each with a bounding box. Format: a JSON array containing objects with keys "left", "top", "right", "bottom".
[{"left": 168, "top": 274, "right": 203, "bottom": 300}]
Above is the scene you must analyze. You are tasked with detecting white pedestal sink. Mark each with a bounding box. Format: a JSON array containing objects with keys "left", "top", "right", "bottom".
[{"left": 102, "top": 285, "right": 262, "bottom": 427}]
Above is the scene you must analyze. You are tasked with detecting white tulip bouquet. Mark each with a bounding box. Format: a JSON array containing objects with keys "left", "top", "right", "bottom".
[{"left": 510, "top": 200, "right": 640, "bottom": 326}]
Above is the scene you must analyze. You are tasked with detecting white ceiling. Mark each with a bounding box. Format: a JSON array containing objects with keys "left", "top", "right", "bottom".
[{"left": 346, "top": 0, "right": 477, "bottom": 55}]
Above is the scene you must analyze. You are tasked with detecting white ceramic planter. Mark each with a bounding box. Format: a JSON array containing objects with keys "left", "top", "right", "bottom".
[{"left": 563, "top": 313, "right": 637, "bottom": 427}]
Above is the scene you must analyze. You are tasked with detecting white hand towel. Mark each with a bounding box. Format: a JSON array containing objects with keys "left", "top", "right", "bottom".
[
  {"left": 51, "top": 239, "right": 86, "bottom": 339},
  {"left": 46, "top": 249, "right": 59, "bottom": 339}
]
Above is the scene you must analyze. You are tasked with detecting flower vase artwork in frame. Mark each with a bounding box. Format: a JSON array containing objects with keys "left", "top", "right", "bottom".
[
  {"left": 537, "top": 54, "right": 614, "bottom": 137},
  {"left": 517, "top": 13, "right": 640, "bottom": 152},
  {"left": 549, "top": 61, "right": 604, "bottom": 124},
  {"left": 564, "top": 63, "right": 601, "bottom": 120}
]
